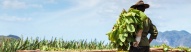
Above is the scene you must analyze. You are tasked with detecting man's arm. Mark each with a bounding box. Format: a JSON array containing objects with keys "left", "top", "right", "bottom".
[
  {"left": 133, "top": 29, "right": 143, "bottom": 47},
  {"left": 149, "top": 38, "right": 153, "bottom": 43},
  {"left": 148, "top": 19, "right": 158, "bottom": 43}
]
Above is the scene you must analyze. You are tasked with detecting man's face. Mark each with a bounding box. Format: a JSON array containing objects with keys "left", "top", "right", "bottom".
[{"left": 136, "top": 5, "right": 146, "bottom": 12}]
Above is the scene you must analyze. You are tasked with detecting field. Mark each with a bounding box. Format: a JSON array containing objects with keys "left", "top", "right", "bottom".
[{"left": 0, "top": 37, "right": 191, "bottom": 52}]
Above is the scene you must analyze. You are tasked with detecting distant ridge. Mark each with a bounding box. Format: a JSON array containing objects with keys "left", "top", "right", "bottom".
[
  {"left": 151, "top": 30, "right": 191, "bottom": 47},
  {"left": 0, "top": 35, "right": 20, "bottom": 42},
  {"left": 7, "top": 35, "right": 21, "bottom": 39}
]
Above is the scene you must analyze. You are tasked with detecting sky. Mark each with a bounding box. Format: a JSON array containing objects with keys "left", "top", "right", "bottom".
[{"left": 0, "top": 0, "right": 191, "bottom": 43}]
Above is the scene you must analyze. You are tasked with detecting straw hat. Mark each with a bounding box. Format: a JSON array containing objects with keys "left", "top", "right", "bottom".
[{"left": 132, "top": 0, "right": 149, "bottom": 8}]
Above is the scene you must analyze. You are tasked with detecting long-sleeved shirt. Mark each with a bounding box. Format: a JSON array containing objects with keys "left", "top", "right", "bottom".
[{"left": 138, "top": 18, "right": 158, "bottom": 46}]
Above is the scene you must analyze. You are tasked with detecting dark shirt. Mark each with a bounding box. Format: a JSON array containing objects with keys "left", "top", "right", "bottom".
[{"left": 139, "top": 18, "right": 158, "bottom": 46}]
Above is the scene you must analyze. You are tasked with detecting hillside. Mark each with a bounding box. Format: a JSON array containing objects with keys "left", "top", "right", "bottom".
[
  {"left": 151, "top": 30, "right": 191, "bottom": 47},
  {"left": 0, "top": 35, "right": 20, "bottom": 42}
]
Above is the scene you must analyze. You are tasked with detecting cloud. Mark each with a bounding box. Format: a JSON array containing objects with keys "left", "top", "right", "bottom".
[
  {"left": 76, "top": 0, "right": 101, "bottom": 7},
  {"left": 2, "top": 0, "right": 27, "bottom": 9},
  {"left": 0, "top": 15, "right": 32, "bottom": 22},
  {"left": 46, "top": 0, "right": 56, "bottom": 3},
  {"left": 147, "top": 1, "right": 162, "bottom": 8},
  {"left": 30, "top": 4, "right": 43, "bottom": 8},
  {"left": 1, "top": 0, "right": 43, "bottom": 9}
]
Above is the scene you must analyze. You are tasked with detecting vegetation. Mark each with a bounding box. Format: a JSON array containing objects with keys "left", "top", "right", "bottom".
[
  {"left": 0, "top": 37, "right": 114, "bottom": 52},
  {"left": 0, "top": 36, "right": 190, "bottom": 52},
  {"left": 152, "top": 44, "right": 191, "bottom": 52}
]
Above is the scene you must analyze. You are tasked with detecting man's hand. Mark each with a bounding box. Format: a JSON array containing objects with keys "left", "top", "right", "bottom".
[
  {"left": 133, "top": 41, "right": 139, "bottom": 47},
  {"left": 149, "top": 38, "right": 153, "bottom": 43}
]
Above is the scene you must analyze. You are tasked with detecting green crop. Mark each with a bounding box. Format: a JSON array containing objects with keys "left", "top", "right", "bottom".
[
  {"left": 0, "top": 37, "right": 114, "bottom": 52},
  {"left": 106, "top": 8, "right": 148, "bottom": 50},
  {"left": 0, "top": 37, "right": 190, "bottom": 52},
  {"left": 151, "top": 44, "right": 191, "bottom": 52}
]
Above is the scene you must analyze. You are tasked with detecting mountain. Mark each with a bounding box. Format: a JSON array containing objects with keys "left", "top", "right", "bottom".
[
  {"left": 7, "top": 35, "right": 21, "bottom": 39},
  {"left": 150, "top": 30, "right": 191, "bottom": 47},
  {"left": 0, "top": 35, "right": 20, "bottom": 42}
]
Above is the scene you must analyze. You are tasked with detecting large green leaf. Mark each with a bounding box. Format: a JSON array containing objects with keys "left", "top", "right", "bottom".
[
  {"left": 139, "top": 11, "right": 147, "bottom": 21},
  {"left": 119, "top": 42, "right": 123, "bottom": 46},
  {"left": 123, "top": 29, "right": 127, "bottom": 33},
  {"left": 125, "top": 17, "right": 134, "bottom": 24},
  {"left": 119, "top": 34, "right": 126, "bottom": 42},
  {"left": 131, "top": 16, "right": 138, "bottom": 24},
  {"left": 126, "top": 24, "right": 135, "bottom": 32},
  {"left": 126, "top": 36, "right": 134, "bottom": 42},
  {"left": 118, "top": 26, "right": 124, "bottom": 34},
  {"left": 124, "top": 33, "right": 128, "bottom": 37}
]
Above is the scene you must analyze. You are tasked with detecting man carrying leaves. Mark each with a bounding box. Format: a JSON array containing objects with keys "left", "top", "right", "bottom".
[{"left": 106, "top": 0, "right": 158, "bottom": 52}]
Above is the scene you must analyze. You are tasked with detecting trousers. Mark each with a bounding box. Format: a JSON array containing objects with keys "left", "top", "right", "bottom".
[{"left": 129, "top": 46, "right": 150, "bottom": 52}]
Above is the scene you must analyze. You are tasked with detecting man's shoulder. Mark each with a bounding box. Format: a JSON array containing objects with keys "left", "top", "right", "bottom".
[{"left": 146, "top": 18, "right": 152, "bottom": 22}]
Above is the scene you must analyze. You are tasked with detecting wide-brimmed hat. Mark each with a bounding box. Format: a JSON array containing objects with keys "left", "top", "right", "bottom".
[{"left": 132, "top": 0, "right": 149, "bottom": 8}]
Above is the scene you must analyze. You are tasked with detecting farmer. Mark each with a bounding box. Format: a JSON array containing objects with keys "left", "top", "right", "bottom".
[{"left": 129, "top": 0, "right": 158, "bottom": 52}]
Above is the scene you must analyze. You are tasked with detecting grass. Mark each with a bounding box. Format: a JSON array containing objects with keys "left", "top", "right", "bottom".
[{"left": 0, "top": 36, "right": 190, "bottom": 52}]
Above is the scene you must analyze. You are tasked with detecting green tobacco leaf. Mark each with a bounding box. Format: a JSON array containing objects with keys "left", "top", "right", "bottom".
[
  {"left": 130, "top": 8, "right": 139, "bottom": 13},
  {"left": 117, "top": 19, "right": 121, "bottom": 25},
  {"left": 131, "top": 16, "right": 138, "bottom": 24},
  {"left": 126, "top": 24, "right": 135, "bottom": 32},
  {"left": 126, "top": 36, "right": 135, "bottom": 42},
  {"left": 123, "top": 12, "right": 133, "bottom": 17},
  {"left": 119, "top": 34, "right": 126, "bottom": 42},
  {"left": 138, "top": 22, "right": 144, "bottom": 29},
  {"left": 139, "top": 11, "right": 147, "bottom": 21},
  {"left": 119, "top": 26, "right": 123, "bottom": 34},
  {"left": 124, "top": 33, "right": 128, "bottom": 37},
  {"left": 119, "top": 42, "right": 123, "bottom": 46},
  {"left": 123, "top": 29, "right": 127, "bottom": 33},
  {"left": 126, "top": 17, "right": 134, "bottom": 24},
  {"left": 131, "top": 12, "right": 136, "bottom": 16}
]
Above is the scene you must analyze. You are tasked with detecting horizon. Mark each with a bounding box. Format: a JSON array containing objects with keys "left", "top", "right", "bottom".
[{"left": 0, "top": 0, "right": 191, "bottom": 43}]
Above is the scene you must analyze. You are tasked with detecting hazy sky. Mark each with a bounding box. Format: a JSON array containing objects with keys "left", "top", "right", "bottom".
[{"left": 0, "top": 0, "right": 191, "bottom": 42}]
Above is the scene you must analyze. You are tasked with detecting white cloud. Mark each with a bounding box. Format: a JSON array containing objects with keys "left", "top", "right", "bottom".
[
  {"left": 147, "top": 1, "right": 162, "bottom": 8},
  {"left": 42, "top": 0, "right": 57, "bottom": 4},
  {"left": 1, "top": 0, "right": 43, "bottom": 9},
  {"left": 30, "top": 4, "right": 43, "bottom": 8},
  {"left": 0, "top": 15, "right": 32, "bottom": 22},
  {"left": 76, "top": 0, "right": 101, "bottom": 7},
  {"left": 2, "top": 0, "right": 27, "bottom": 9},
  {"left": 46, "top": 0, "right": 56, "bottom": 3}
]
